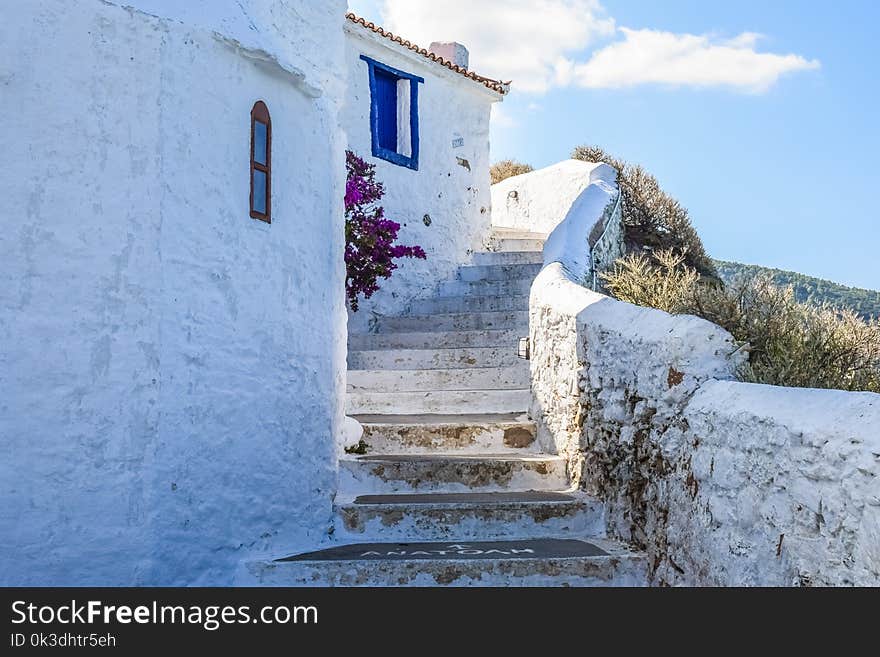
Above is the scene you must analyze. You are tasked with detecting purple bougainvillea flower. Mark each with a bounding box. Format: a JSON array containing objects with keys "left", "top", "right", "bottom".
[{"left": 344, "top": 150, "right": 427, "bottom": 311}]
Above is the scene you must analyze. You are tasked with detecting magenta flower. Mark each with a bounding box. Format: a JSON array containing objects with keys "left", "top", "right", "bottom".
[{"left": 344, "top": 150, "right": 427, "bottom": 311}]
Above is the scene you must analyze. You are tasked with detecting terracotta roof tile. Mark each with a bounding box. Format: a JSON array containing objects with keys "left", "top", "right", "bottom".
[{"left": 345, "top": 13, "right": 510, "bottom": 95}]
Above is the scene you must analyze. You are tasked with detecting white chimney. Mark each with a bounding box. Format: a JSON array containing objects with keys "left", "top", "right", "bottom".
[{"left": 429, "top": 42, "right": 469, "bottom": 70}]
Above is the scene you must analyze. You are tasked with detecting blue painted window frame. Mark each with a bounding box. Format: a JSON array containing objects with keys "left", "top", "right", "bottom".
[{"left": 360, "top": 55, "right": 424, "bottom": 171}]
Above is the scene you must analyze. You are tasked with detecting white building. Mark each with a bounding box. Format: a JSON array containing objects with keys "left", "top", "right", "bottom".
[
  {"left": 343, "top": 14, "right": 507, "bottom": 328},
  {"left": 0, "top": 1, "right": 506, "bottom": 585}
]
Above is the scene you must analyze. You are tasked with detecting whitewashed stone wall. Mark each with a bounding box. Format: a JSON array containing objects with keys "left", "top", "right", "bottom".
[
  {"left": 343, "top": 24, "right": 502, "bottom": 330},
  {"left": 539, "top": 162, "right": 623, "bottom": 287},
  {"left": 0, "top": 0, "right": 348, "bottom": 585},
  {"left": 493, "top": 160, "right": 625, "bottom": 288},
  {"left": 683, "top": 382, "right": 880, "bottom": 586},
  {"left": 492, "top": 160, "right": 605, "bottom": 235},
  {"left": 531, "top": 265, "right": 880, "bottom": 586}
]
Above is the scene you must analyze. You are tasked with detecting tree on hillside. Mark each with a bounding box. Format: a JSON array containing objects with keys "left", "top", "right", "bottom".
[
  {"left": 572, "top": 145, "right": 717, "bottom": 278},
  {"left": 715, "top": 260, "right": 880, "bottom": 321}
]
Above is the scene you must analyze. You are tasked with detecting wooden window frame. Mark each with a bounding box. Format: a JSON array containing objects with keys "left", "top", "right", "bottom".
[{"left": 250, "top": 101, "right": 272, "bottom": 223}]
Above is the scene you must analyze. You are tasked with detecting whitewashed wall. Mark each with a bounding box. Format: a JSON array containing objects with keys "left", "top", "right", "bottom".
[
  {"left": 491, "top": 160, "right": 601, "bottom": 235},
  {"left": 531, "top": 262, "right": 880, "bottom": 586},
  {"left": 491, "top": 160, "right": 624, "bottom": 288},
  {"left": 0, "top": 0, "right": 348, "bottom": 585},
  {"left": 343, "top": 25, "right": 501, "bottom": 330}
]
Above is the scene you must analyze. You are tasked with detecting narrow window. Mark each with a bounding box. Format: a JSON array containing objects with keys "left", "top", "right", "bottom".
[
  {"left": 250, "top": 101, "right": 271, "bottom": 223},
  {"left": 360, "top": 56, "right": 423, "bottom": 170}
]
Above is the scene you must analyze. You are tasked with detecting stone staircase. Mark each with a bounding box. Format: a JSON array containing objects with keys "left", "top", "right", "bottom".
[{"left": 251, "top": 228, "right": 647, "bottom": 586}]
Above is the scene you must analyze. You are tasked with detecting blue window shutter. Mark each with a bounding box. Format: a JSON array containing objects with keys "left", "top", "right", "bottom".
[
  {"left": 374, "top": 69, "right": 398, "bottom": 152},
  {"left": 361, "top": 55, "right": 423, "bottom": 170}
]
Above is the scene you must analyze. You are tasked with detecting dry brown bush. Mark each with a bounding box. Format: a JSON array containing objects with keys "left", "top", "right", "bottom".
[
  {"left": 598, "top": 249, "right": 698, "bottom": 314},
  {"left": 490, "top": 159, "right": 534, "bottom": 185},
  {"left": 573, "top": 145, "right": 716, "bottom": 278}
]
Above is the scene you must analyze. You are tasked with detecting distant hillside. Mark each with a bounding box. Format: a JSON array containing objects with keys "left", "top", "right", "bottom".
[{"left": 714, "top": 260, "right": 880, "bottom": 321}]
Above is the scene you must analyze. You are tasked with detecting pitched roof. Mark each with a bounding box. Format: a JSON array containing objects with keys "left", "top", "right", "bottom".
[{"left": 345, "top": 13, "right": 510, "bottom": 96}]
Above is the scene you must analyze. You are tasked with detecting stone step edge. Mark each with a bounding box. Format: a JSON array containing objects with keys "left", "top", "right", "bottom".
[
  {"left": 349, "top": 328, "right": 522, "bottom": 338},
  {"left": 368, "top": 320, "right": 529, "bottom": 335},
  {"left": 334, "top": 488, "right": 585, "bottom": 505},
  {"left": 352, "top": 414, "right": 538, "bottom": 453},
  {"left": 470, "top": 255, "right": 544, "bottom": 266},
  {"left": 353, "top": 412, "right": 532, "bottom": 424},
  {"left": 341, "top": 452, "right": 563, "bottom": 461},
  {"left": 338, "top": 463, "right": 565, "bottom": 493},
  {"left": 368, "top": 310, "right": 529, "bottom": 322},
  {"left": 409, "top": 294, "right": 531, "bottom": 304},
  {"left": 488, "top": 228, "right": 549, "bottom": 238},
  {"left": 346, "top": 365, "right": 527, "bottom": 384},
  {"left": 345, "top": 387, "right": 531, "bottom": 415},
  {"left": 346, "top": 328, "right": 525, "bottom": 349},
  {"left": 348, "top": 346, "right": 523, "bottom": 355}
]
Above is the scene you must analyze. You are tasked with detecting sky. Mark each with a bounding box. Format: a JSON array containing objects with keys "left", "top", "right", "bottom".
[{"left": 348, "top": 0, "right": 880, "bottom": 291}]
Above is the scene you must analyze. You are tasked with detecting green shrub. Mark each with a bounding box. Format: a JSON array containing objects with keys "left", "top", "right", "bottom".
[
  {"left": 601, "top": 250, "right": 880, "bottom": 393},
  {"left": 490, "top": 159, "right": 534, "bottom": 185},
  {"left": 572, "top": 145, "right": 716, "bottom": 279}
]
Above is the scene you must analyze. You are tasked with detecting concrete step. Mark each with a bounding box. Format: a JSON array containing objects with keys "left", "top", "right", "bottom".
[
  {"left": 407, "top": 294, "right": 529, "bottom": 315},
  {"left": 486, "top": 238, "right": 546, "bottom": 252},
  {"left": 437, "top": 277, "right": 533, "bottom": 297},
  {"left": 336, "top": 491, "right": 605, "bottom": 541},
  {"left": 352, "top": 413, "right": 537, "bottom": 454},
  {"left": 246, "top": 538, "right": 648, "bottom": 587},
  {"left": 457, "top": 263, "right": 542, "bottom": 283},
  {"left": 346, "top": 388, "right": 530, "bottom": 415},
  {"left": 347, "top": 365, "right": 529, "bottom": 393},
  {"left": 489, "top": 228, "right": 548, "bottom": 240},
  {"left": 371, "top": 311, "right": 529, "bottom": 333},
  {"left": 472, "top": 251, "right": 544, "bottom": 266},
  {"left": 348, "top": 328, "right": 522, "bottom": 351},
  {"left": 338, "top": 452, "right": 566, "bottom": 493},
  {"left": 348, "top": 346, "right": 521, "bottom": 370}
]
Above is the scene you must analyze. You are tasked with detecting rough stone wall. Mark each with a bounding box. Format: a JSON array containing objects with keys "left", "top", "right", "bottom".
[
  {"left": 530, "top": 264, "right": 880, "bottom": 586},
  {"left": 343, "top": 25, "right": 501, "bottom": 331},
  {"left": 0, "top": 0, "right": 348, "bottom": 585},
  {"left": 683, "top": 382, "right": 880, "bottom": 586},
  {"left": 530, "top": 263, "right": 739, "bottom": 480}
]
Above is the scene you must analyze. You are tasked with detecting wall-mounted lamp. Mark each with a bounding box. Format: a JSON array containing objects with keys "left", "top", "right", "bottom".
[{"left": 517, "top": 337, "right": 531, "bottom": 361}]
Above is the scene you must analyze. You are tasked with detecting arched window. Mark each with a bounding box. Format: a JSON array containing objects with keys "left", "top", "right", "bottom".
[{"left": 250, "top": 101, "right": 271, "bottom": 223}]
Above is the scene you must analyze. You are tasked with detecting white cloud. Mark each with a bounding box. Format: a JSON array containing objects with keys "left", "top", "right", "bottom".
[
  {"left": 377, "top": 1, "right": 819, "bottom": 94},
  {"left": 572, "top": 28, "right": 821, "bottom": 92},
  {"left": 381, "top": 0, "right": 616, "bottom": 93}
]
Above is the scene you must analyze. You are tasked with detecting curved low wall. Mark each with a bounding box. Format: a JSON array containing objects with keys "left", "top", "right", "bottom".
[
  {"left": 529, "top": 181, "right": 880, "bottom": 587},
  {"left": 492, "top": 159, "right": 625, "bottom": 287},
  {"left": 492, "top": 159, "right": 610, "bottom": 235}
]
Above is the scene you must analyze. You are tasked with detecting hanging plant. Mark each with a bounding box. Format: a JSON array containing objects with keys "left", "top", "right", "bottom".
[{"left": 344, "top": 150, "right": 426, "bottom": 311}]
